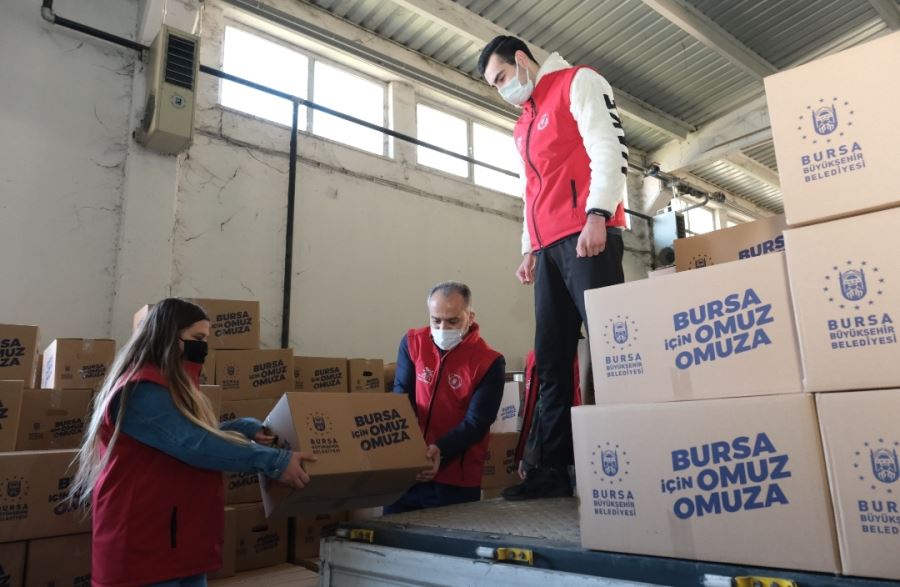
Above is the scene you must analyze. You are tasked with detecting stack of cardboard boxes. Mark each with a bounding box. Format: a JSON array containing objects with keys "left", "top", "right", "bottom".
[
  {"left": 574, "top": 31, "right": 899, "bottom": 580},
  {"left": 481, "top": 380, "right": 525, "bottom": 500},
  {"left": 0, "top": 324, "right": 110, "bottom": 586},
  {"left": 765, "top": 30, "right": 900, "bottom": 581}
]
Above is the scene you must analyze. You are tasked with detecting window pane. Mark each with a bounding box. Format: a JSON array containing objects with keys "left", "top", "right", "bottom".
[
  {"left": 220, "top": 27, "right": 308, "bottom": 129},
  {"left": 686, "top": 207, "right": 716, "bottom": 234},
  {"left": 312, "top": 61, "right": 385, "bottom": 155},
  {"left": 416, "top": 104, "right": 468, "bottom": 177},
  {"left": 473, "top": 123, "right": 519, "bottom": 195}
]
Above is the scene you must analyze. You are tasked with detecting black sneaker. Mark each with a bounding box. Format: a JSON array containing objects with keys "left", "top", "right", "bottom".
[{"left": 501, "top": 467, "right": 573, "bottom": 501}]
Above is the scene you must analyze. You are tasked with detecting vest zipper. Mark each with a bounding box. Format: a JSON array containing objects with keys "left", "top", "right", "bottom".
[
  {"left": 525, "top": 98, "right": 545, "bottom": 249},
  {"left": 422, "top": 354, "right": 448, "bottom": 441},
  {"left": 570, "top": 179, "right": 577, "bottom": 208},
  {"left": 170, "top": 506, "right": 178, "bottom": 548}
]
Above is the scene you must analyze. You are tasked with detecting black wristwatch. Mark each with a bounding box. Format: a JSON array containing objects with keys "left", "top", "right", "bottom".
[{"left": 587, "top": 208, "right": 611, "bottom": 219}]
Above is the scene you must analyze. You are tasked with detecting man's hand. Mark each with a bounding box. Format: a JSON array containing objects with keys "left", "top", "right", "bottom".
[
  {"left": 254, "top": 427, "right": 275, "bottom": 446},
  {"left": 278, "top": 452, "right": 317, "bottom": 489},
  {"left": 576, "top": 215, "right": 607, "bottom": 258},
  {"left": 518, "top": 460, "right": 528, "bottom": 480},
  {"left": 516, "top": 252, "right": 536, "bottom": 285},
  {"left": 416, "top": 444, "right": 441, "bottom": 482}
]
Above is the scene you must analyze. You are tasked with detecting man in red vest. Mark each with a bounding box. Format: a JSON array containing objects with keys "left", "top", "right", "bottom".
[
  {"left": 478, "top": 37, "right": 627, "bottom": 500},
  {"left": 385, "top": 282, "right": 506, "bottom": 513}
]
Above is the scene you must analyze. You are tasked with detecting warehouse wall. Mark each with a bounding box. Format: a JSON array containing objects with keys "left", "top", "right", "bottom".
[
  {"left": 1, "top": 0, "right": 651, "bottom": 369},
  {"left": 0, "top": 0, "right": 138, "bottom": 341}
]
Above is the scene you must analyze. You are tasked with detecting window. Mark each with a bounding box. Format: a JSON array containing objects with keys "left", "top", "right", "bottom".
[
  {"left": 220, "top": 26, "right": 308, "bottom": 129},
  {"left": 416, "top": 104, "right": 468, "bottom": 177},
  {"left": 221, "top": 27, "right": 387, "bottom": 154},
  {"left": 684, "top": 206, "right": 716, "bottom": 235},
  {"left": 473, "top": 122, "right": 519, "bottom": 196},
  {"left": 312, "top": 61, "right": 386, "bottom": 155}
]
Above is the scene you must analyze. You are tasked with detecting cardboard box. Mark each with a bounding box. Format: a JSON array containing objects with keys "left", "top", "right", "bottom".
[
  {"left": 233, "top": 503, "right": 288, "bottom": 572},
  {"left": 784, "top": 207, "right": 900, "bottom": 392},
  {"left": 34, "top": 354, "right": 43, "bottom": 389},
  {"left": 220, "top": 397, "right": 278, "bottom": 505},
  {"left": 490, "top": 381, "right": 522, "bottom": 434},
  {"left": 293, "top": 356, "right": 347, "bottom": 393},
  {"left": 0, "top": 541, "right": 26, "bottom": 587},
  {"left": 41, "top": 339, "right": 116, "bottom": 391},
  {"left": 347, "top": 359, "right": 384, "bottom": 393},
  {"left": 134, "top": 299, "right": 261, "bottom": 350},
  {"left": 647, "top": 266, "right": 675, "bottom": 279},
  {"left": 481, "top": 433, "right": 519, "bottom": 490},
  {"left": 0, "top": 325, "right": 39, "bottom": 386},
  {"left": 0, "top": 380, "right": 24, "bottom": 452},
  {"left": 674, "top": 214, "right": 786, "bottom": 272},
  {"left": 25, "top": 533, "right": 91, "bottom": 586},
  {"left": 210, "top": 506, "right": 238, "bottom": 580},
  {"left": 383, "top": 362, "right": 397, "bottom": 391},
  {"left": 816, "top": 389, "right": 900, "bottom": 580},
  {"left": 573, "top": 394, "right": 839, "bottom": 572},
  {"left": 585, "top": 252, "right": 803, "bottom": 404},
  {"left": 290, "top": 511, "right": 347, "bottom": 561},
  {"left": 261, "top": 393, "right": 429, "bottom": 517},
  {"left": 216, "top": 349, "right": 293, "bottom": 400},
  {"left": 765, "top": 32, "right": 900, "bottom": 226},
  {"left": 481, "top": 488, "right": 504, "bottom": 500},
  {"left": 0, "top": 450, "right": 91, "bottom": 542},
  {"left": 15, "top": 389, "right": 92, "bottom": 452}
]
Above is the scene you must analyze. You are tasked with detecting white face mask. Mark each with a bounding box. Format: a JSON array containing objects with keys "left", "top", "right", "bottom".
[
  {"left": 431, "top": 327, "right": 466, "bottom": 351},
  {"left": 499, "top": 61, "right": 534, "bottom": 107}
]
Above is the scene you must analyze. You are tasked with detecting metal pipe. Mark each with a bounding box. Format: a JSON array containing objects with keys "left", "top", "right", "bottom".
[
  {"left": 42, "top": 0, "right": 149, "bottom": 53},
  {"left": 281, "top": 101, "right": 299, "bottom": 349}
]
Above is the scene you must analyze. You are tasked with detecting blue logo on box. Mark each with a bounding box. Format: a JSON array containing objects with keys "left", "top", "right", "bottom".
[
  {"left": 613, "top": 321, "right": 629, "bottom": 345},
  {"left": 592, "top": 442, "right": 629, "bottom": 485},
  {"left": 872, "top": 448, "right": 899, "bottom": 485},
  {"left": 812, "top": 103, "right": 838, "bottom": 136}
]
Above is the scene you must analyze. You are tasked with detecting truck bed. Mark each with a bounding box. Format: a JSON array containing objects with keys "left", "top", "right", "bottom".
[{"left": 321, "top": 498, "right": 898, "bottom": 587}]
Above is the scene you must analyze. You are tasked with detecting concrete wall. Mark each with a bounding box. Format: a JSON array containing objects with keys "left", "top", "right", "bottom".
[
  {"left": 1, "top": 0, "right": 651, "bottom": 369},
  {"left": 0, "top": 0, "right": 138, "bottom": 340}
]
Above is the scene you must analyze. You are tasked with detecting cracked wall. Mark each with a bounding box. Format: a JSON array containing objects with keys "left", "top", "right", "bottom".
[{"left": 0, "top": 0, "right": 138, "bottom": 343}]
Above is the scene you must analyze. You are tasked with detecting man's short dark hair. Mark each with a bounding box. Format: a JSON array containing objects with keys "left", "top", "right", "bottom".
[
  {"left": 477, "top": 36, "right": 537, "bottom": 78},
  {"left": 428, "top": 281, "right": 472, "bottom": 308}
]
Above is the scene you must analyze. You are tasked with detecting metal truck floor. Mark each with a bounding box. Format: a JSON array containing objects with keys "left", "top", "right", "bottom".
[{"left": 325, "top": 498, "right": 899, "bottom": 587}]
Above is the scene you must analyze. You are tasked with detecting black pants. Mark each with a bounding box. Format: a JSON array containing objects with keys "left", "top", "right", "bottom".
[
  {"left": 525, "top": 231, "right": 625, "bottom": 470},
  {"left": 383, "top": 482, "right": 481, "bottom": 514}
]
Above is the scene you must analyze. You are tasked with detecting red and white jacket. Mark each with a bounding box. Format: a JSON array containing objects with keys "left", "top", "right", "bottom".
[{"left": 514, "top": 53, "right": 628, "bottom": 254}]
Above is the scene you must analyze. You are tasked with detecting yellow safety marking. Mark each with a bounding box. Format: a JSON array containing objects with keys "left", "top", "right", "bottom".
[
  {"left": 348, "top": 529, "right": 374, "bottom": 543},
  {"left": 734, "top": 576, "right": 798, "bottom": 587},
  {"left": 495, "top": 547, "right": 534, "bottom": 566}
]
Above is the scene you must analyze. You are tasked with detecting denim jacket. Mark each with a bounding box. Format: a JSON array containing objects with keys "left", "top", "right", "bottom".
[{"left": 111, "top": 382, "right": 291, "bottom": 480}]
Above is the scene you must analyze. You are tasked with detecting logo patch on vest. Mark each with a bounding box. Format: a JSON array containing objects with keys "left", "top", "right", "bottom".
[
  {"left": 448, "top": 373, "right": 463, "bottom": 390},
  {"left": 416, "top": 367, "right": 434, "bottom": 384},
  {"left": 537, "top": 113, "right": 550, "bottom": 130}
]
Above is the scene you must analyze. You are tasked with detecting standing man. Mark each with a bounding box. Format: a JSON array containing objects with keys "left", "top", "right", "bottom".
[
  {"left": 478, "top": 37, "right": 627, "bottom": 500},
  {"left": 386, "top": 282, "right": 506, "bottom": 513}
]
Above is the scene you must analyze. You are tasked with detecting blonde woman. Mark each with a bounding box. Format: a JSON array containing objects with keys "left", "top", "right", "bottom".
[{"left": 71, "top": 298, "right": 312, "bottom": 587}]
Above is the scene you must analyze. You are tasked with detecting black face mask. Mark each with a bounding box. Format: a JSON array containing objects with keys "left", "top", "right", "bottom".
[{"left": 181, "top": 339, "right": 209, "bottom": 364}]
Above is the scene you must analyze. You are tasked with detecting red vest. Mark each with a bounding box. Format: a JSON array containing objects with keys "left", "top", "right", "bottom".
[
  {"left": 92, "top": 363, "right": 225, "bottom": 587},
  {"left": 407, "top": 323, "right": 502, "bottom": 488},
  {"left": 514, "top": 66, "right": 627, "bottom": 252}
]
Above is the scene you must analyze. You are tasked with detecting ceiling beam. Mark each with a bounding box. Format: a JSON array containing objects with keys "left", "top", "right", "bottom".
[
  {"left": 641, "top": 0, "right": 777, "bottom": 80},
  {"left": 722, "top": 152, "right": 781, "bottom": 190},
  {"left": 868, "top": 0, "right": 900, "bottom": 30},
  {"left": 388, "top": 0, "right": 695, "bottom": 140},
  {"left": 648, "top": 95, "right": 771, "bottom": 173}
]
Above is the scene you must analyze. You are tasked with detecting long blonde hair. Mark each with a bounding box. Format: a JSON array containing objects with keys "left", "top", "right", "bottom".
[{"left": 71, "top": 298, "right": 245, "bottom": 509}]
